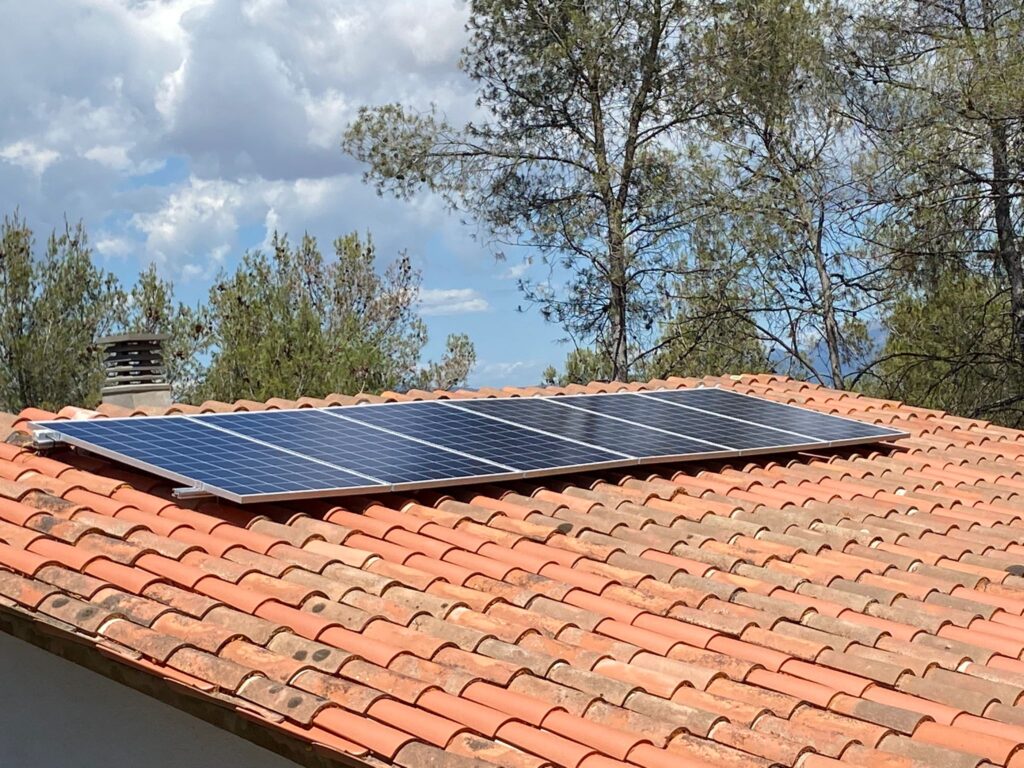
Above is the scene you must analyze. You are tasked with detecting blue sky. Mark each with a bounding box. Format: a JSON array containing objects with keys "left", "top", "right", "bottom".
[{"left": 0, "top": 0, "right": 567, "bottom": 388}]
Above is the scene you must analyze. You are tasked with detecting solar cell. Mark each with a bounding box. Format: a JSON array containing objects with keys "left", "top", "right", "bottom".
[
  {"left": 641, "top": 388, "right": 903, "bottom": 444},
  {"left": 453, "top": 396, "right": 731, "bottom": 459},
  {"left": 336, "top": 400, "right": 625, "bottom": 472},
  {"left": 196, "top": 409, "right": 507, "bottom": 485},
  {"left": 556, "top": 392, "right": 823, "bottom": 452},
  {"left": 36, "top": 416, "right": 375, "bottom": 500}
]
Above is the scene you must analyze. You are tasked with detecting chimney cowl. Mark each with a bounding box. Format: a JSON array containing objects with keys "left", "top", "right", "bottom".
[{"left": 99, "top": 332, "right": 173, "bottom": 409}]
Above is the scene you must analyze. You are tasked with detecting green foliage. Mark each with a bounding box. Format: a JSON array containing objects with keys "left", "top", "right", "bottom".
[
  {"left": 115, "top": 265, "right": 210, "bottom": 403},
  {"left": 644, "top": 297, "right": 771, "bottom": 381},
  {"left": 847, "top": 0, "right": 1024, "bottom": 420},
  {"left": 545, "top": 295, "right": 770, "bottom": 386},
  {"left": 851, "top": 0, "right": 1024, "bottom": 278},
  {"left": 0, "top": 217, "right": 476, "bottom": 411},
  {"left": 0, "top": 213, "right": 121, "bottom": 412},
  {"left": 200, "top": 232, "right": 475, "bottom": 402},
  {"left": 697, "top": 0, "right": 890, "bottom": 389},
  {"left": 345, "top": 0, "right": 720, "bottom": 380},
  {"left": 867, "top": 271, "right": 1024, "bottom": 426},
  {"left": 8, "top": 0, "right": 1024, "bottom": 426},
  {"left": 542, "top": 348, "right": 613, "bottom": 387},
  {"left": 413, "top": 333, "right": 476, "bottom": 392}
]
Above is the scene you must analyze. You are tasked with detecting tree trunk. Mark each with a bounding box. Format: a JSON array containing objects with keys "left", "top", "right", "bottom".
[
  {"left": 990, "top": 122, "right": 1024, "bottom": 361},
  {"left": 607, "top": 228, "right": 630, "bottom": 381},
  {"left": 811, "top": 202, "right": 845, "bottom": 387},
  {"left": 981, "top": 0, "right": 1024, "bottom": 361}
]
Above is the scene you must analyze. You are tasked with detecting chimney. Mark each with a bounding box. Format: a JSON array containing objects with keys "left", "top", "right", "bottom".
[{"left": 99, "top": 333, "right": 173, "bottom": 409}]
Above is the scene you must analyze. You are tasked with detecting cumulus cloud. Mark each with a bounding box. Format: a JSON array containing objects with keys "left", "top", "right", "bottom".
[
  {"left": 0, "top": 141, "right": 61, "bottom": 176},
  {"left": 501, "top": 260, "right": 532, "bottom": 280},
  {"left": 130, "top": 176, "right": 249, "bottom": 272},
  {"left": 1, "top": 0, "right": 561, "bottom": 384},
  {"left": 475, "top": 360, "right": 538, "bottom": 379},
  {"left": 154, "top": 0, "right": 472, "bottom": 181},
  {"left": 94, "top": 234, "right": 135, "bottom": 259},
  {"left": 119, "top": 170, "right": 472, "bottom": 284},
  {"left": 419, "top": 288, "right": 490, "bottom": 316},
  {"left": 82, "top": 145, "right": 132, "bottom": 172},
  {"left": 0, "top": 0, "right": 474, "bottom": 227}
]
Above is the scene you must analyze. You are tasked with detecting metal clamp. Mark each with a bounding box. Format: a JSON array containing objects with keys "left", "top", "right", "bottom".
[
  {"left": 173, "top": 487, "right": 214, "bottom": 500},
  {"left": 31, "top": 429, "right": 61, "bottom": 450}
]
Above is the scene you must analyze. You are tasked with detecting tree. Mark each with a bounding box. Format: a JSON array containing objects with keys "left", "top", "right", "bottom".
[
  {"left": 344, "top": 0, "right": 723, "bottom": 381},
  {"left": 867, "top": 270, "right": 1024, "bottom": 425},
  {"left": 200, "top": 232, "right": 475, "bottom": 402},
  {"left": 413, "top": 333, "right": 478, "bottom": 391},
  {"left": 695, "top": 0, "right": 891, "bottom": 388},
  {"left": 644, "top": 264, "right": 771, "bottom": 379},
  {"left": 116, "top": 265, "right": 210, "bottom": 403},
  {"left": 0, "top": 213, "right": 121, "bottom": 412},
  {"left": 850, "top": 0, "right": 1024, "bottom": 413},
  {"left": 542, "top": 347, "right": 612, "bottom": 387},
  {"left": 543, "top": 267, "right": 770, "bottom": 385}
]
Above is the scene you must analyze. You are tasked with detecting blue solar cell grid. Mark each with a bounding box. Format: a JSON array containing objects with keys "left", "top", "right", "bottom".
[
  {"left": 557, "top": 393, "right": 821, "bottom": 452},
  {"left": 453, "top": 396, "right": 730, "bottom": 459},
  {"left": 334, "top": 400, "right": 624, "bottom": 472},
  {"left": 33, "top": 387, "right": 907, "bottom": 503},
  {"left": 39, "top": 416, "right": 374, "bottom": 498},
  {"left": 196, "top": 409, "right": 506, "bottom": 485},
  {"left": 643, "top": 389, "right": 904, "bottom": 443}
]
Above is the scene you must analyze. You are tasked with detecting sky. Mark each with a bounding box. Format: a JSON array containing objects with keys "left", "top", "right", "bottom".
[{"left": 1, "top": 0, "right": 566, "bottom": 388}]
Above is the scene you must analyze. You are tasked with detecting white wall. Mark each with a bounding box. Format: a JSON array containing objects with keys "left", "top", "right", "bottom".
[{"left": 0, "top": 632, "right": 301, "bottom": 768}]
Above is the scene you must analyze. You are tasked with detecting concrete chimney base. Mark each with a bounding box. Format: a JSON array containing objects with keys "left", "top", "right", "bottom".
[{"left": 100, "top": 384, "right": 173, "bottom": 410}]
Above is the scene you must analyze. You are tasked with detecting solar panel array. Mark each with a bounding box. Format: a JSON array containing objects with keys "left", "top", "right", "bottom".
[{"left": 31, "top": 388, "right": 907, "bottom": 504}]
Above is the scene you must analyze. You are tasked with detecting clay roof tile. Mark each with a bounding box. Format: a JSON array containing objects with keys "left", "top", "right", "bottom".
[{"left": 8, "top": 377, "right": 1024, "bottom": 768}]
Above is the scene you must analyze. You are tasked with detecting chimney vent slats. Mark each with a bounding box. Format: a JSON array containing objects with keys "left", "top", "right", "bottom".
[{"left": 98, "top": 333, "right": 173, "bottom": 408}]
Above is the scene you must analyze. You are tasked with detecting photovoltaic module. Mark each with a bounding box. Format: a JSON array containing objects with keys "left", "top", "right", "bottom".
[{"left": 31, "top": 388, "right": 907, "bottom": 504}]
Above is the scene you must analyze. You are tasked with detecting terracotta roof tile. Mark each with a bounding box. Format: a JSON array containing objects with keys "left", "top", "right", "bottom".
[
  {"left": 6, "top": 375, "right": 1024, "bottom": 766},
  {"left": 291, "top": 668, "right": 386, "bottom": 712},
  {"left": 237, "top": 676, "right": 332, "bottom": 724},
  {"left": 314, "top": 706, "right": 416, "bottom": 758},
  {"left": 166, "top": 646, "right": 255, "bottom": 691}
]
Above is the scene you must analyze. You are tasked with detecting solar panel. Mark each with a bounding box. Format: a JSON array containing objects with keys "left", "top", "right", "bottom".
[
  {"left": 31, "top": 387, "right": 908, "bottom": 503},
  {"left": 556, "top": 393, "right": 824, "bottom": 452},
  {"left": 641, "top": 389, "right": 898, "bottom": 444},
  {"left": 335, "top": 400, "right": 625, "bottom": 472},
  {"left": 31, "top": 415, "right": 375, "bottom": 498},
  {"left": 453, "top": 396, "right": 730, "bottom": 459},
  {"left": 196, "top": 409, "right": 508, "bottom": 485}
]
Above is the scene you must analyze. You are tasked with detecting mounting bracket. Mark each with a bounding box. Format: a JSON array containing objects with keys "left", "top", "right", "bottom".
[
  {"left": 173, "top": 487, "right": 214, "bottom": 500},
  {"left": 30, "top": 429, "right": 61, "bottom": 450}
]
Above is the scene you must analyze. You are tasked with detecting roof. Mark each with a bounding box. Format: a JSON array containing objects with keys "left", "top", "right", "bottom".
[{"left": 2, "top": 374, "right": 1024, "bottom": 768}]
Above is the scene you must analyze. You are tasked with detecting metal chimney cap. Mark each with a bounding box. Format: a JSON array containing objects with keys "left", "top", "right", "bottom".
[
  {"left": 97, "top": 332, "right": 170, "bottom": 345},
  {"left": 98, "top": 332, "right": 173, "bottom": 408}
]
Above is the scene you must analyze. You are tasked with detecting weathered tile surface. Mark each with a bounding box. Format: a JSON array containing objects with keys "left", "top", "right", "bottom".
[{"left": 2, "top": 374, "right": 1024, "bottom": 767}]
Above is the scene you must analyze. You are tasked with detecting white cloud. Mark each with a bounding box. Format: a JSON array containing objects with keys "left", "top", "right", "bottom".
[
  {"left": 0, "top": 141, "right": 60, "bottom": 175},
  {"left": 501, "top": 260, "right": 531, "bottom": 280},
  {"left": 181, "top": 243, "right": 230, "bottom": 281},
  {"left": 0, "top": 0, "right": 475, "bottom": 189},
  {"left": 419, "top": 288, "right": 490, "bottom": 316},
  {"left": 304, "top": 89, "right": 349, "bottom": 150},
  {"left": 83, "top": 144, "right": 132, "bottom": 171},
  {"left": 95, "top": 234, "right": 135, "bottom": 259},
  {"left": 144, "top": 0, "right": 474, "bottom": 182},
  {"left": 129, "top": 175, "right": 251, "bottom": 274},
  {"left": 0, "top": 0, "right": 555, "bottom": 371},
  {"left": 123, "top": 168, "right": 478, "bottom": 286},
  {"left": 476, "top": 360, "right": 537, "bottom": 379}
]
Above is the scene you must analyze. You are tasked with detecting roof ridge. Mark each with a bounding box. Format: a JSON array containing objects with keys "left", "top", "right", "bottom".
[{"left": 3, "top": 373, "right": 826, "bottom": 431}]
